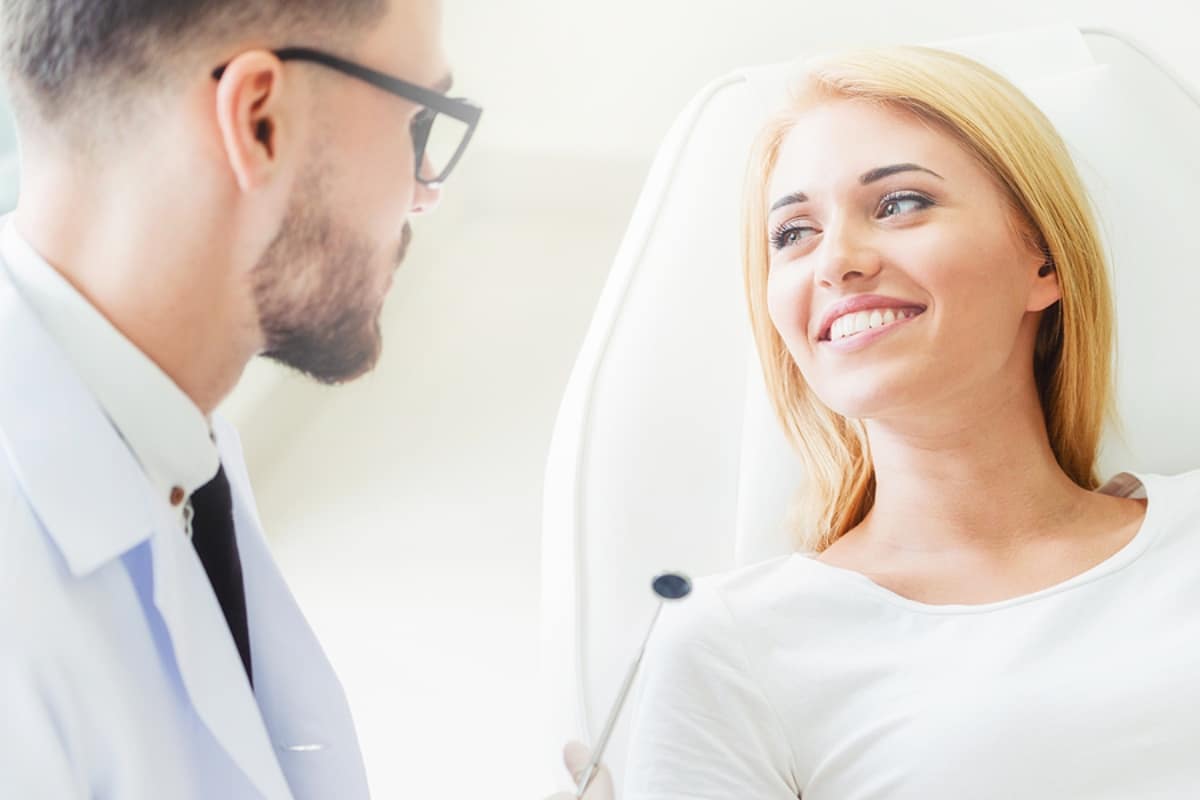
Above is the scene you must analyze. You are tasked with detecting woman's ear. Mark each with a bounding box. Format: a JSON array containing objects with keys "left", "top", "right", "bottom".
[
  {"left": 1026, "top": 238, "right": 1062, "bottom": 313},
  {"left": 213, "top": 50, "right": 289, "bottom": 193}
]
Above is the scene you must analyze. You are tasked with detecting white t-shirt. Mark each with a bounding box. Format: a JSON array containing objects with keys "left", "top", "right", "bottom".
[{"left": 624, "top": 469, "right": 1200, "bottom": 799}]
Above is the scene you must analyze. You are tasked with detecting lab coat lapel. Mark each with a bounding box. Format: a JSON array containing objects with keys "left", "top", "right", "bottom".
[
  {"left": 0, "top": 259, "right": 152, "bottom": 575},
  {"left": 214, "top": 417, "right": 371, "bottom": 799},
  {"left": 147, "top": 480, "right": 296, "bottom": 799}
]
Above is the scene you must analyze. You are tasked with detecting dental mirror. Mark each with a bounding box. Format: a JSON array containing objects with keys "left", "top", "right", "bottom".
[{"left": 574, "top": 571, "right": 693, "bottom": 797}]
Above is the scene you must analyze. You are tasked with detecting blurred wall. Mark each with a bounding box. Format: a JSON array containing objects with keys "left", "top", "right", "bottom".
[{"left": 221, "top": 151, "right": 644, "bottom": 797}]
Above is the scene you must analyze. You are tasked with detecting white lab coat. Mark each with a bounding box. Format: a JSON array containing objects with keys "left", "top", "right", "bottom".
[{"left": 0, "top": 259, "right": 371, "bottom": 798}]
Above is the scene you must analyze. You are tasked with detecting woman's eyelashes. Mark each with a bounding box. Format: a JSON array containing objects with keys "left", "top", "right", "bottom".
[
  {"left": 770, "top": 220, "right": 819, "bottom": 250},
  {"left": 768, "top": 190, "right": 936, "bottom": 252},
  {"left": 877, "top": 190, "right": 935, "bottom": 218}
]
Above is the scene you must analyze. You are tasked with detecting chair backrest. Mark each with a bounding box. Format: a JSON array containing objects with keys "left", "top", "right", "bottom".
[{"left": 539, "top": 26, "right": 1200, "bottom": 794}]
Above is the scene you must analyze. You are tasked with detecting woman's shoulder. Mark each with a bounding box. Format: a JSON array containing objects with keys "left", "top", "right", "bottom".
[
  {"left": 1095, "top": 468, "right": 1200, "bottom": 566},
  {"left": 663, "top": 553, "right": 854, "bottom": 645},
  {"left": 644, "top": 556, "right": 822, "bottom": 698},
  {"left": 1151, "top": 466, "right": 1200, "bottom": 492},
  {"left": 1107, "top": 465, "right": 1200, "bottom": 492},
  {"left": 654, "top": 556, "right": 796, "bottom": 641},
  {"left": 1112, "top": 467, "right": 1200, "bottom": 522},
  {"left": 697, "top": 553, "right": 808, "bottom": 612}
]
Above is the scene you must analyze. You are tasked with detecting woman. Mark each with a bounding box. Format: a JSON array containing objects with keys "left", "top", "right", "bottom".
[{"left": 623, "top": 45, "right": 1200, "bottom": 799}]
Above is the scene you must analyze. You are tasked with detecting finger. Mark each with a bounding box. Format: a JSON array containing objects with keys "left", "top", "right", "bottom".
[
  {"left": 562, "top": 740, "right": 591, "bottom": 779},
  {"left": 563, "top": 741, "right": 614, "bottom": 799}
]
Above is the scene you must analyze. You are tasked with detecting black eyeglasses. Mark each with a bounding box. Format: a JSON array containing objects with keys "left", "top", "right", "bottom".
[{"left": 212, "top": 47, "right": 482, "bottom": 187}]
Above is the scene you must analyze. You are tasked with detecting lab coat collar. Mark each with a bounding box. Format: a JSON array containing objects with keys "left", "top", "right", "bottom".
[
  {"left": 0, "top": 257, "right": 154, "bottom": 575},
  {"left": 0, "top": 219, "right": 220, "bottom": 508},
  {"left": 0, "top": 260, "right": 295, "bottom": 799}
]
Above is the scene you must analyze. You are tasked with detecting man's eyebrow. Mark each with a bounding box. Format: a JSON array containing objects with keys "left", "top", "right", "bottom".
[
  {"left": 860, "top": 163, "right": 943, "bottom": 184},
  {"left": 769, "top": 191, "right": 809, "bottom": 213}
]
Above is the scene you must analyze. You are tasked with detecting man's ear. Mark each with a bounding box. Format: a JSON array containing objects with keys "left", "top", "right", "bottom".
[{"left": 214, "top": 51, "right": 289, "bottom": 193}]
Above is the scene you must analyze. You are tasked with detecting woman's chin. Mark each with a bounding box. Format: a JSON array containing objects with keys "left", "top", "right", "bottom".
[{"left": 815, "top": 382, "right": 923, "bottom": 423}]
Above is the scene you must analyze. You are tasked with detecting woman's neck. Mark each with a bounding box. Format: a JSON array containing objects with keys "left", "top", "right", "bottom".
[{"left": 854, "top": 380, "right": 1091, "bottom": 556}]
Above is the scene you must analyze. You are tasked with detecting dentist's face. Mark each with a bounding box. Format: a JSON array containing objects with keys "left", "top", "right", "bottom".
[
  {"left": 254, "top": 0, "right": 447, "bottom": 384},
  {"left": 764, "top": 99, "right": 1057, "bottom": 422}
]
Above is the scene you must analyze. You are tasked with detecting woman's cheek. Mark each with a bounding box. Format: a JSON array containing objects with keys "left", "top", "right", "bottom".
[{"left": 766, "top": 271, "right": 807, "bottom": 346}]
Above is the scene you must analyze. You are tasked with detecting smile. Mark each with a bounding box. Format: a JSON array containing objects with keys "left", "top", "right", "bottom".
[
  {"left": 826, "top": 307, "right": 923, "bottom": 342},
  {"left": 817, "top": 307, "right": 927, "bottom": 352}
]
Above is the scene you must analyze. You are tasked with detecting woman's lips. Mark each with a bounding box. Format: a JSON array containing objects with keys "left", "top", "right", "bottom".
[
  {"left": 819, "top": 308, "right": 924, "bottom": 351},
  {"left": 816, "top": 294, "right": 928, "bottom": 340}
]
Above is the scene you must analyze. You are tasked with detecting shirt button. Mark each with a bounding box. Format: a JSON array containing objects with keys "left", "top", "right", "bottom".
[{"left": 169, "top": 486, "right": 186, "bottom": 506}]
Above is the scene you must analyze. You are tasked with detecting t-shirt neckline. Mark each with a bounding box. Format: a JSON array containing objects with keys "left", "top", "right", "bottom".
[{"left": 793, "top": 471, "right": 1158, "bottom": 616}]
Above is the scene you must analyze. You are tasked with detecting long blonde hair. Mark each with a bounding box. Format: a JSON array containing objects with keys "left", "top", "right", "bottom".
[{"left": 742, "top": 46, "right": 1115, "bottom": 553}]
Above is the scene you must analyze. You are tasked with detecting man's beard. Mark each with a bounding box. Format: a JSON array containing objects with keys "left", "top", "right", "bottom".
[{"left": 252, "top": 176, "right": 407, "bottom": 385}]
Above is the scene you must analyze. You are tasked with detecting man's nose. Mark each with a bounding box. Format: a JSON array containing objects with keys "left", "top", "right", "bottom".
[{"left": 411, "top": 155, "right": 443, "bottom": 215}]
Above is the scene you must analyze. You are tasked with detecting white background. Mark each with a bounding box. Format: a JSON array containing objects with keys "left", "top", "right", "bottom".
[{"left": 218, "top": 2, "right": 1200, "bottom": 797}]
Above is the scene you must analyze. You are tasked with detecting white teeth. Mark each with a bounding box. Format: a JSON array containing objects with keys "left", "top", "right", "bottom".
[{"left": 828, "top": 307, "right": 920, "bottom": 341}]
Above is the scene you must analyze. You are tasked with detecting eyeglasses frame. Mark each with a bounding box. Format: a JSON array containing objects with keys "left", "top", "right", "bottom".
[{"left": 212, "top": 46, "right": 482, "bottom": 186}]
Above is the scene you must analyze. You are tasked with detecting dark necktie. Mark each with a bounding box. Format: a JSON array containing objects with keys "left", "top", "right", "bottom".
[{"left": 189, "top": 465, "right": 253, "bottom": 687}]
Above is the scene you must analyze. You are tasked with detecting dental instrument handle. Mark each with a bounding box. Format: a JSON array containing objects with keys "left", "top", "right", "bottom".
[{"left": 575, "top": 603, "right": 664, "bottom": 798}]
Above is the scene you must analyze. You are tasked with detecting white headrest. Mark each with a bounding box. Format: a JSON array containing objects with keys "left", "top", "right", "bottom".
[{"left": 541, "top": 26, "right": 1200, "bottom": 793}]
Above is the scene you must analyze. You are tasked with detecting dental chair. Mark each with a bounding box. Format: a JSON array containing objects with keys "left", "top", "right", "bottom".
[{"left": 540, "top": 26, "right": 1200, "bottom": 795}]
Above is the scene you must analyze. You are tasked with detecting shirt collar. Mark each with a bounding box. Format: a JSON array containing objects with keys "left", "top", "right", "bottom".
[{"left": 1, "top": 218, "right": 219, "bottom": 505}]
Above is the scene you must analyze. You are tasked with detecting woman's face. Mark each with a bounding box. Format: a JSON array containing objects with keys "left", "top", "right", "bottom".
[{"left": 765, "top": 99, "right": 1060, "bottom": 423}]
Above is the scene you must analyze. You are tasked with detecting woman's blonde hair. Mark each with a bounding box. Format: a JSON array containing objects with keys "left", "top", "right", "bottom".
[{"left": 742, "top": 46, "right": 1115, "bottom": 552}]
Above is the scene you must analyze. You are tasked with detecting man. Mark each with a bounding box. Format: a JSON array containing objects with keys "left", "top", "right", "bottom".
[{"left": 0, "top": 0, "right": 609, "bottom": 796}]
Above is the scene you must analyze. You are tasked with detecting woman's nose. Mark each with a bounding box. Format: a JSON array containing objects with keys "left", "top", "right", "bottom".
[{"left": 814, "top": 222, "right": 882, "bottom": 287}]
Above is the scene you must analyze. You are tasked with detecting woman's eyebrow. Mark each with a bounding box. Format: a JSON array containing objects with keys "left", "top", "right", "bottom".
[
  {"left": 769, "top": 191, "right": 809, "bottom": 213},
  {"left": 769, "top": 163, "right": 943, "bottom": 213},
  {"left": 860, "top": 163, "right": 944, "bottom": 184}
]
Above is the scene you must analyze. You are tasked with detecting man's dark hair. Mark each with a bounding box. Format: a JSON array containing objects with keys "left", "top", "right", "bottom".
[{"left": 0, "top": 0, "right": 387, "bottom": 123}]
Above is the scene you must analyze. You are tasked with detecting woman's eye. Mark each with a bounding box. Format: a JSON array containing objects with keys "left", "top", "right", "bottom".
[
  {"left": 771, "top": 224, "right": 818, "bottom": 251},
  {"left": 878, "top": 192, "right": 933, "bottom": 218}
]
